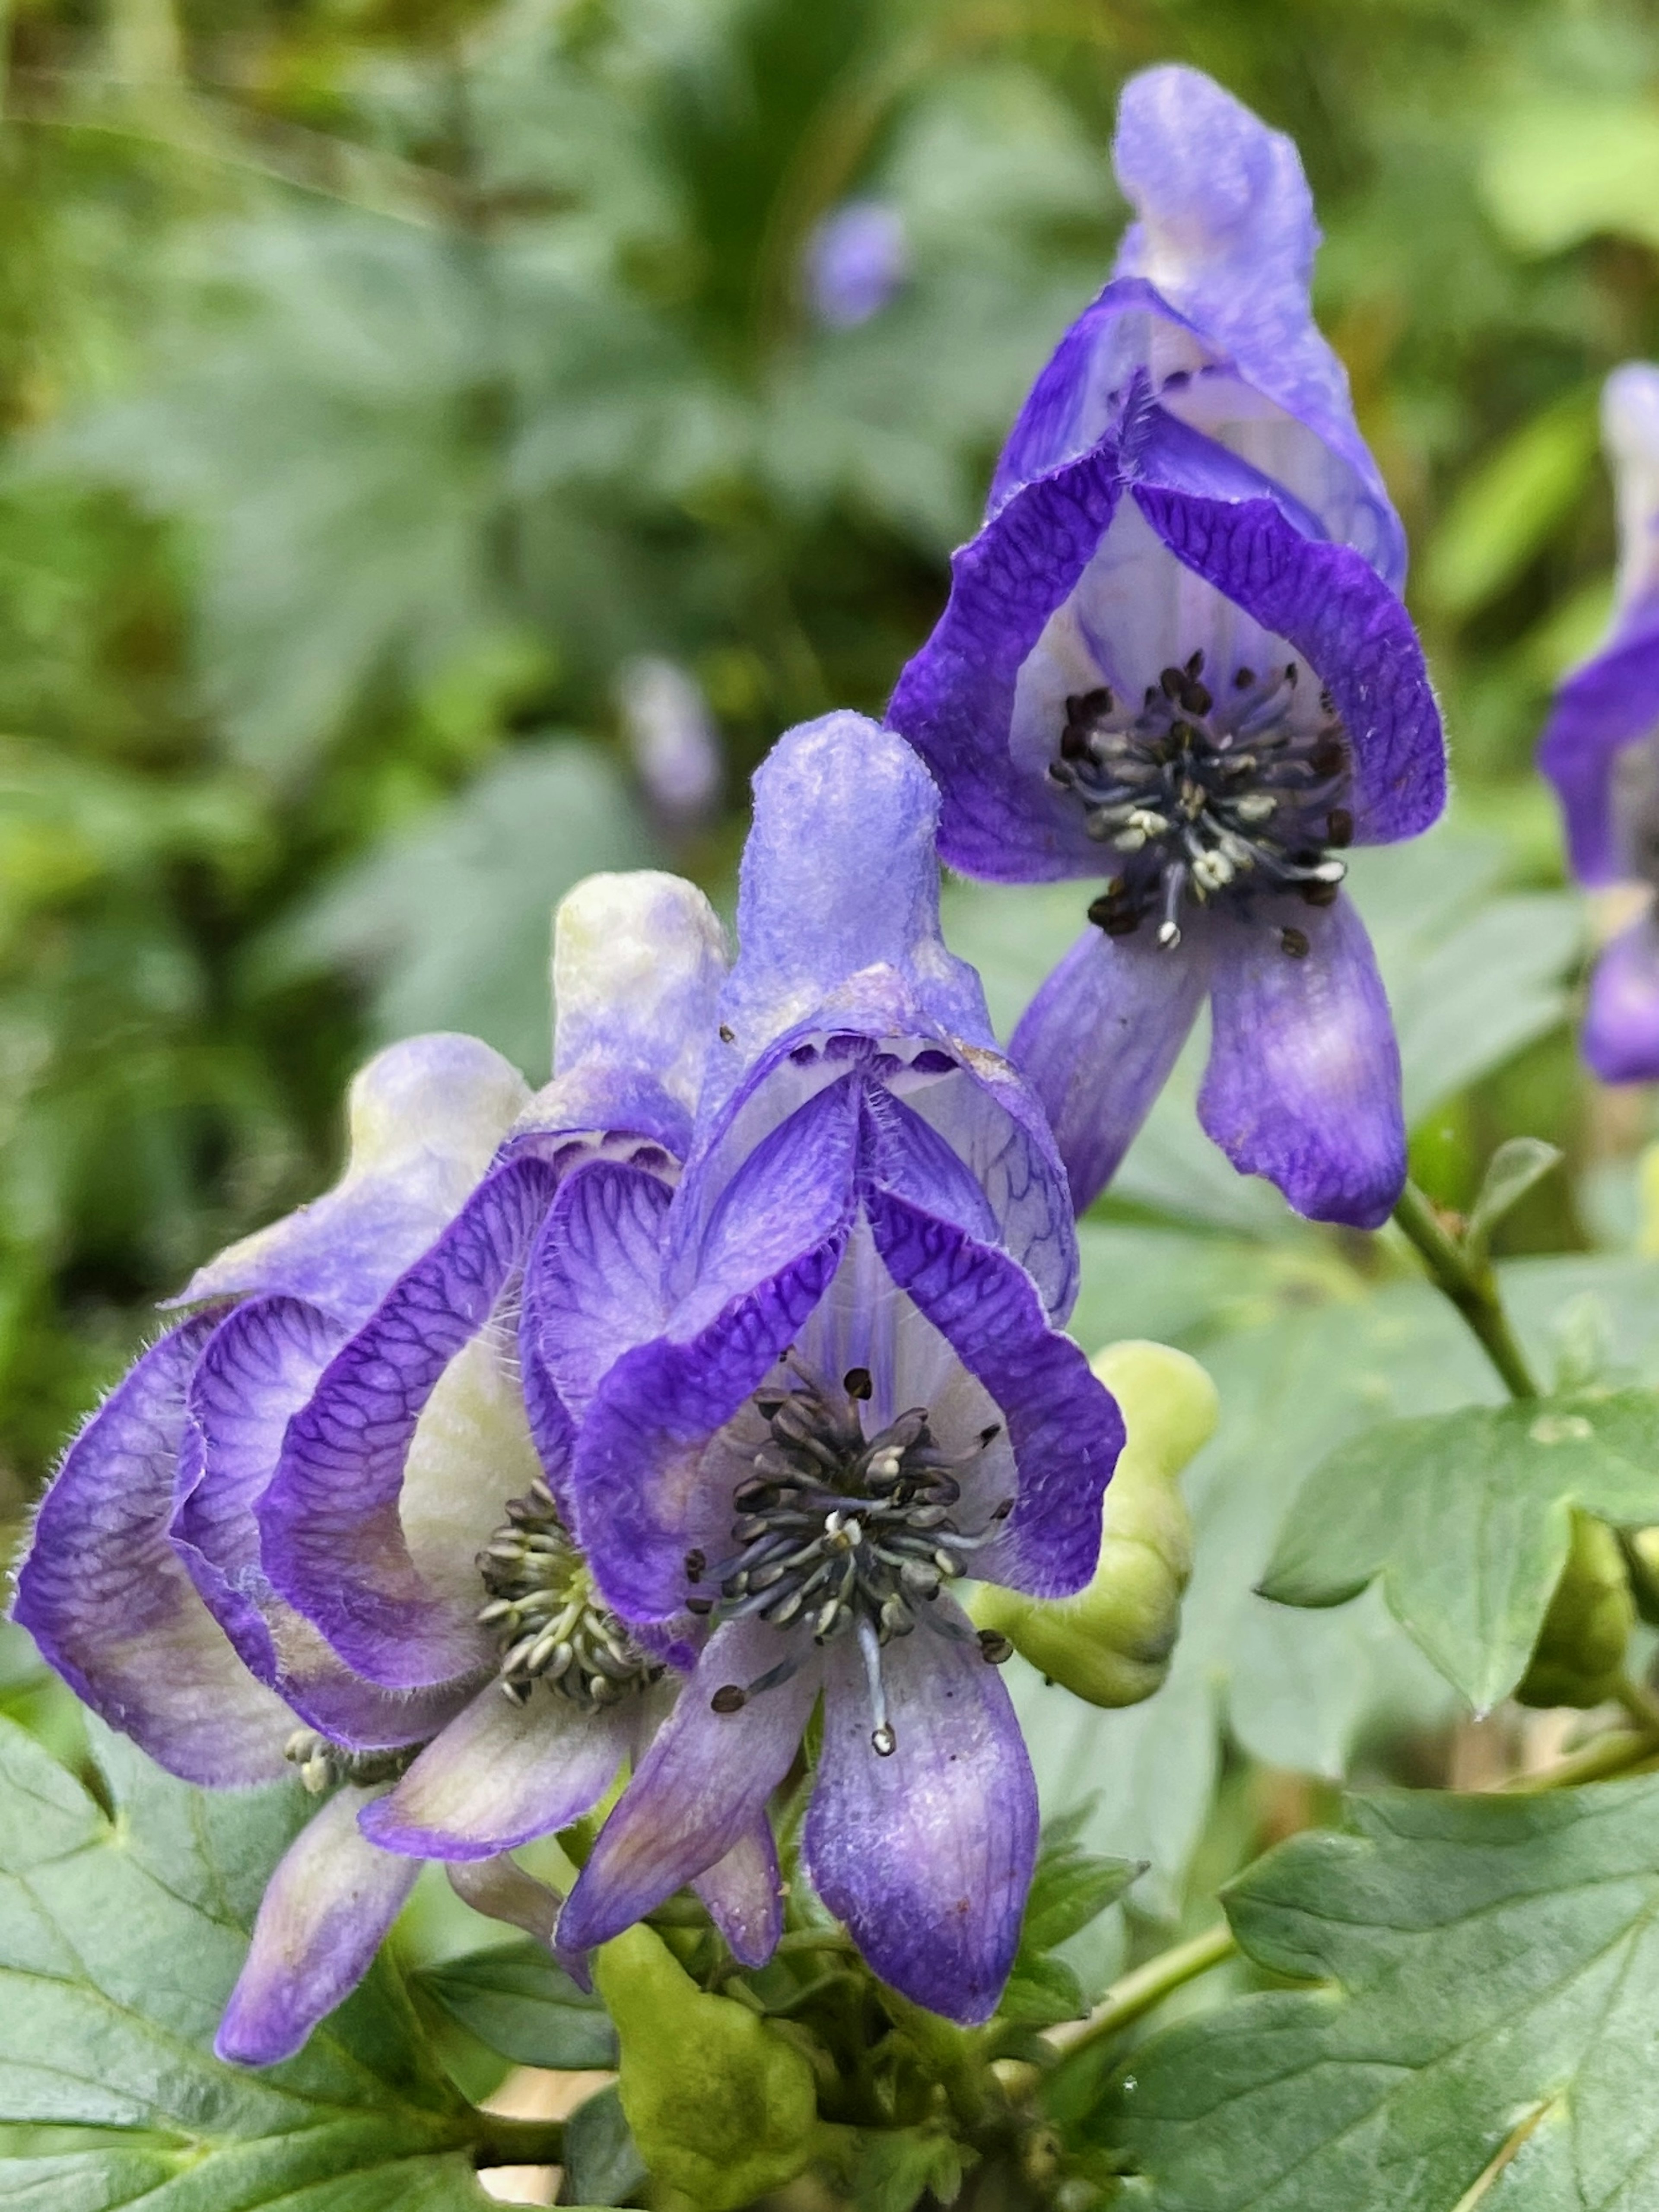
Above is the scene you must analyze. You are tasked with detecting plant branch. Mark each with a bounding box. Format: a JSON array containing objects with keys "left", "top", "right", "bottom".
[
  {"left": 1045, "top": 1921, "right": 1237, "bottom": 2060},
  {"left": 1501, "top": 1723, "right": 1659, "bottom": 1793},
  {"left": 1391, "top": 1181, "right": 1541, "bottom": 1400},
  {"left": 468, "top": 2116, "right": 566, "bottom": 2169}
]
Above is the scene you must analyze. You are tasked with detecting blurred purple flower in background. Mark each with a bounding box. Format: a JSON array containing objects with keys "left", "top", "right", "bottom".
[
  {"left": 887, "top": 65, "right": 1446, "bottom": 1228},
  {"left": 618, "top": 654, "right": 723, "bottom": 827},
  {"left": 804, "top": 199, "right": 911, "bottom": 330},
  {"left": 553, "top": 713, "right": 1122, "bottom": 2024},
  {"left": 1539, "top": 364, "right": 1659, "bottom": 1081}
]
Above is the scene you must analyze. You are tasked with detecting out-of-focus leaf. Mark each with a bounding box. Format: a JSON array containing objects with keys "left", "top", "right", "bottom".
[
  {"left": 1481, "top": 96, "right": 1659, "bottom": 255},
  {"left": 0, "top": 1717, "right": 500, "bottom": 2209},
  {"left": 1098, "top": 1780, "right": 1659, "bottom": 2209},
  {"left": 413, "top": 1939, "right": 616, "bottom": 2071},
  {"left": 1420, "top": 391, "right": 1599, "bottom": 619},
  {"left": 561, "top": 2085, "right": 648, "bottom": 2209},
  {"left": 1466, "top": 1136, "right": 1564, "bottom": 1257},
  {"left": 270, "top": 738, "right": 658, "bottom": 1076}
]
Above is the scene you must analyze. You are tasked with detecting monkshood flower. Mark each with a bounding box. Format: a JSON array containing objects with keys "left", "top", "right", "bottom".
[
  {"left": 887, "top": 64, "right": 1446, "bottom": 1228},
  {"left": 552, "top": 713, "right": 1124, "bottom": 2025},
  {"left": 253, "top": 873, "right": 785, "bottom": 1967},
  {"left": 618, "top": 654, "right": 723, "bottom": 827},
  {"left": 12, "top": 1029, "right": 535, "bottom": 2064},
  {"left": 804, "top": 199, "right": 910, "bottom": 329},
  {"left": 1539, "top": 365, "right": 1659, "bottom": 1081}
]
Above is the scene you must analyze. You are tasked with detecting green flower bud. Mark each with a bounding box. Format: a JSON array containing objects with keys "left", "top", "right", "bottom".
[
  {"left": 1621, "top": 1526, "right": 1659, "bottom": 1627},
  {"left": 594, "top": 1924, "right": 823, "bottom": 2210},
  {"left": 1516, "top": 1511, "right": 1635, "bottom": 1710},
  {"left": 972, "top": 1339, "right": 1217, "bottom": 1708}
]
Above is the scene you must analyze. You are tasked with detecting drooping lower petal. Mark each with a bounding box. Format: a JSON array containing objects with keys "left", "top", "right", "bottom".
[
  {"left": 692, "top": 1822, "right": 785, "bottom": 1970},
  {"left": 215, "top": 1786, "right": 419, "bottom": 2067},
  {"left": 12, "top": 1316, "right": 295, "bottom": 1787},
  {"left": 1584, "top": 914, "right": 1659, "bottom": 1082},
  {"left": 1010, "top": 923, "right": 1209, "bottom": 1214},
  {"left": 1199, "top": 891, "right": 1404, "bottom": 1228},
  {"left": 359, "top": 1683, "right": 633, "bottom": 1861},
  {"left": 555, "top": 1619, "right": 815, "bottom": 1960},
  {"left": 803, "top": 1605, "right": 1036, "bottom": 2026}
]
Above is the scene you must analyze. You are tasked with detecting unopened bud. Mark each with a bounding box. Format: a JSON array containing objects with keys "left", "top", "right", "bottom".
[
  {"left": 971, "top": 1340, "right": 1216, "bottom": 1708},
  {"left": 1622, "top": 1526, "right": 1659, "bottom": 1626},
  {"left": 594, "top": 1924, "right": 823, "bottom": 2210},
  {"left": 1516, "top": 1511, "right": 1635, "bottom": 1710}
]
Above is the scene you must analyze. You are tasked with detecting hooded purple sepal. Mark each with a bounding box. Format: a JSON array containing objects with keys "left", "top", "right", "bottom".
[
  {"left": 12, "top": 1314, "right": 296, "bottom": 1787},
  {"left": 1538, "top": 604, "right": 1659, "bottom": 888},
  {"left": 1584, "top": 915, "right": 1659, "bottom": 1082}
]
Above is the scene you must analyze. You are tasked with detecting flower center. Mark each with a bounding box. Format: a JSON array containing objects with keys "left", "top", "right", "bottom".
[
  {"left": 283, "top": 1730, "right": 419, "bottom": 1796},
  {"left": 689, "top": 1362, "right": 1013, "bottom": 1756},
  {"left": 477, "top": 1478, "right": 663, "bottom": 1710},
  {"left": 1047, "top": 653, "right": 1353, "bottom": 956}
]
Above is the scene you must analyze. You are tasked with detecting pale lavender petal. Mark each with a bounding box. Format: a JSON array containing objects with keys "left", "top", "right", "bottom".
[
  {"left": 804, "top": 1606, "right": 1036, "bottom": 2026},
  {"left": 180, "top": 1035, "right": 528, "bottom": 1326},
  {"left": 555, "top": 1619, "right": 815, "bottom": 1958},
  {"left": 447, "top": 1856, "right": 564, "bottom": 1945},
  {"left": 1131, "top": 484, "right": 1444, "bottom": 845},
  {"left": 1010, "top": 921, "right": 1209, "bottom": 1215},
  {"left": 261, "top": 1155, "right": 559, "bottom": 1692},
  {"left": 12, "top": 1316, "right": 294, "bottom": 1787},
  {"left": 359, "top": 1685, "right": 632, "bottom": 1860},
  {"left": 215, "top": 1787, "right": 419, "bottom": 2067},
  {"left": 864, "top": 1187, "right": 1119, "bottom": 1599},
  {"left": 1200, "top": 891, "right": 1404, "bottom": 1228},
  {"left": 1584, "top": 915, "right": 1659, "bottom": 1082},
  {"left": 693, "top": 1822, "right": 784, "bottom": 1970}
]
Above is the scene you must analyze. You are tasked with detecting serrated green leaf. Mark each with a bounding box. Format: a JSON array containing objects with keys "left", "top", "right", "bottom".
[
  {"left": 853, "top": 2125, "right": 973, "bottom": 2212},
  {"left": 1262, "top": 1389, "right": 1659, "bottom": 1709},
  {"left": 0, "top": 1717, "right": 501, "bottom": 2209},
  {"left": 1022, "top": 1852, "right": 1143, "bottom": 1955},
  {"left": 562, "top": 2085, "right": 648, "bottom": 2208},
  {"left": 414, "top": 1938, "right": 617, "bottom": 2070},
  {"left": 997, "top": 1950, "right": 1088, "bottom": 2030},
  {"left": 1099, "top": 1780, "right": 1659, "bottom": 2210}
]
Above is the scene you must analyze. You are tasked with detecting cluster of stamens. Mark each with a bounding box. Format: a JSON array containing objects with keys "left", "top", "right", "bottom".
[
  {"left": 477, "top": 1478, "right": 662, "bottom": 1709},
  {"left": 690, "top": 1360, "right": 1013, "bottom": 1757},
  {"left": 1047, "top": 652, "right": 1353, "bottom": 957},
  {"left": 283, "top": 1730, "right": 418, "bottom": 1797}
]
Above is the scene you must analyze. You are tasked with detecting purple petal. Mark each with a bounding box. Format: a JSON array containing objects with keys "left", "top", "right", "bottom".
[
  {"left": 1010, "top": 922, "right": 1209, "bottom": 1215},
  {"left": 1584, "top": 915, "right": 1659, "bottom": 1082},
  {"left": 215, "top": 1786, "right": 419, "bottom": 2066},
  {"left": 260, "top": 1155, "right": 559, "bottom": 1692},
  {"left": 555, "top": 1618, "right": 815, "bottom": 1958},
  {"left": 180, "top": 1034, "right": 529, "bottom": 1326},
  {"left": 1200, "top": 891, "right": 1404, "bottom": 1228},
  {"left": 1130, "top": 484, "right": 1444, "bottom": 846},
  {"left": 864, "top": 1187, "right": 1119, "bottom": 1599},
  {"left": 805, "top": 199, "right": 910, "bottom": 329},
  {"left": 359, "top": 1685, "right": 634, "bottom": 1860},
  {"left": 693, "top": 1822, "right": 784, "bottom": 1969},
  {"left": 886, "top": 447, "right": 1124, "bottom": 882},
  {"left": 1538, "top": 612, "right": 1659, "bottom": 887},
  {"left": 12, "top": 1317, "right": 294, "bottom": 1787},
  {"left": 803, "top": 1606, "right": 1036, "bottom": 2025}
]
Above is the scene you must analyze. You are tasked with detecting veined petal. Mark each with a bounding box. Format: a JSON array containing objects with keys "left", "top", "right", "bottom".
[
  {"left": 215, "top": 1786, "right": 419, "bottom": 2067},
  {"left": 1200, "top": 891, "right": 1405, "bottom": 1228},
  {"left": 555, "top": 1618, "right": 814, "bottom": 1959},
  {"left": 804, "top": 1605, "right": 1036, "bottom": 2026},
  {"left": 1131, "top": 484, "right": 1444, "bottom": 845},
  {"left": 865, "top": 1188, "right": 1119, "bottom": 1599},
  {"left": 360, "top": 1685, "right": 634, "bottom": 1861},
  {"left": 1010, "top": 922, "right": 1209, "bottom": 1216},
  {"left": 260, "top": 1155, "right": 559, "bottom": 1691},
  {"left": 1584, "top": 915, "right": 1659, "bottom": 1083},
  {"left": 12, "top": 1316, "right": 294, "bottom": 1787},
  {"left": 693, "top": 1822, "right": 784, "bottom": 1971}
]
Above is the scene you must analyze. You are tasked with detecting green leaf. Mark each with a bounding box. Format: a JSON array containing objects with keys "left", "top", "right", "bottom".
[
  {"left": 413, "top": 1938, "right": 617, "bottom": 2070},
  {"left": 997, "top": 1951, "right": 1088, "bottom": 2030},
  {"left": 853, "top": 2125, "right": 973, "bottom": 2212},
  {"left": 1261, "top": 1389, "right": 1659, "bottom": 1709},
  {"left": 1099, "top": 1780, "right": 1659, "bottom": 2210},
  {"left": 561, "top": 2085, "right": 648, "bottom": 2208},
  {"left": 1465, "top": 1137, "right": 1564, "bottom": 1260},
  {"left": 1023, "top": 1849, "right": 1143, "bottom": 1955},
  {"left": 1419, "top": 390, "right": 1600, "bottom": 620},
  {"left": 0, "top": 1716, "right": 501, "bottom": 2209},
  {"left": 1481, "top": 97, "right": 1659, "bottom": 255}
]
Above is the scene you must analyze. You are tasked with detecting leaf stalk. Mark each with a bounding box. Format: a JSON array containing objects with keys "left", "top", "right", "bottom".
[
  {"left": 1391, "top": 1181, "right": 1541, "bottom": 1400},
  {"left": 1045, "top": 1920, "right": 1237, "bottom": 2059}
]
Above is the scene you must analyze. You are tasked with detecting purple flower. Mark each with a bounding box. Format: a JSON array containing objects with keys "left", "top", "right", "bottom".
[
  {"left": 1539, "top": 364, "right": 1659, "bottom": 1082},
  {"left": 552, "top": 714, "right": 1123, "bottom": 2025},
  {"left": 618, "top": 655, "right": 723, "bottom": 826},
  {"left": 804, "top": 199, "right": 911, "bottom": 330},
  {"left": 887, "top": 65, "right": 1446, "bottom": 1228}
]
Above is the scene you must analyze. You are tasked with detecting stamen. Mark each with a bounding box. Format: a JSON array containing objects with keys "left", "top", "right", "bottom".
[
  {"left": 477, "top": 1485, "right": 661, "bottom": 1711},
  {"left": 283, "top": 1729, "right": 418, "bottom": 1796},
  {"left": 859, "top": 1618, "right": 896, "bottom": 1756}
]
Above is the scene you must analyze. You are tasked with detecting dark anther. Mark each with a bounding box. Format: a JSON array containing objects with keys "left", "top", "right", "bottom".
[
  {"left": 1234, "top": 666, "right": 1255, "bottom": 688},
  {"left": 711, "top": 1684, "right": 747, "bottom": 1714},
  {"left": 1285, "top": 661, "right": 1299, "bottom": 684},
  {"left": 718, "top": 1024, "right": 735, "bottom": 1043},
  {"left": 991, "top": 1498, "right": 1014, "bottom": 1520},
  {"left": 978, "top": 1630, "right": 1014, "bottom": 1665},
  {"left": 684, "top": 1548, "right": 706, "bottom": 1583},
  {"left": 843, "top": 1367, "right": 873, "bottom": 1400},
  {"left": 1185, "top": 649, "right": 1205, "bottom": 676},
  {"left": 1060, "top": 724, "right": 1090, "bottom": 760},
  {"left": 1326, "top": 807, "right": 1354, "bottom": 847},
  {"left": 1311, "top": 738, "right": 1346, "bottom": 775},
  {"left": 1300, "top": 880, "right": 1341, "bottom": 908},
  {"left": 1280, "top": 926, "right": 1311, "bottom": 958},
  {"left": 871, "top": 1723, "right": 898, "bottom": 1757},
  {"left": 979, "top": 1422, "right": 1003, "bottom": 1445},
  {"left": 1159, "top": 665, "right": 1185, "bottom": 701},
  {"left": 686, "top": 1596, "right": 714, "bottom": 1615}
]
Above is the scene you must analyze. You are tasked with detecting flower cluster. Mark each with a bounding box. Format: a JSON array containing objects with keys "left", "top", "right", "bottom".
[{"left": 12, "top": 62, "right": 1457, "bottom": 2058}]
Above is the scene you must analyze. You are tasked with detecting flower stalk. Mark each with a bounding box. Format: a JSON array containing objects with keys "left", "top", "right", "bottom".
[{"left": 1390, "top": 1180, "right": 1541, "bottom": 1400}]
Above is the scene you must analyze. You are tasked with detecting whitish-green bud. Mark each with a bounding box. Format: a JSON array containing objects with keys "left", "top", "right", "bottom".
[
  {"left": 972, "top": 1340, "right": 1217, "bottom": 1708},
  {"left": 1516, "top": 1511, "right": 1635, "bottom": 1710}
]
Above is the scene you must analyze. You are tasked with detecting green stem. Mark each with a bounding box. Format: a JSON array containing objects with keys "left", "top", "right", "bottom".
[
  {"left": 1391, "top": 1181, "right": 1541, "bottom": 1400},
  {"left": 1046, "top": 1922, "right": 1237, "bottom": 2059},
  {"left": 468, "top": 2116, "right": 566, "bottom": 2169},
  {"left": 1503, "top": 1723, "right": 1659, "bottom": 1793}
]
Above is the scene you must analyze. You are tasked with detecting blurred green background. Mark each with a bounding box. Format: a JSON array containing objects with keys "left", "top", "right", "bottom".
[{"left": 0, "top": 0, "right": 1654, "bottom": 1510}]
